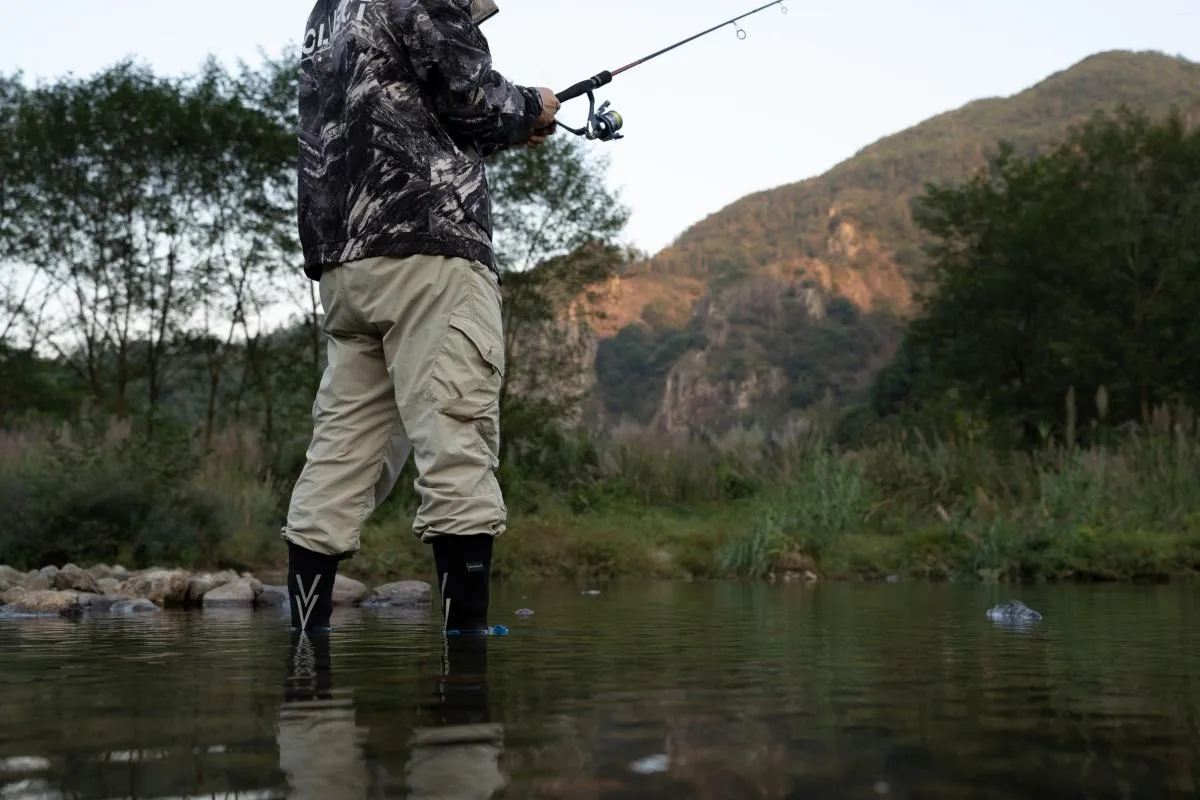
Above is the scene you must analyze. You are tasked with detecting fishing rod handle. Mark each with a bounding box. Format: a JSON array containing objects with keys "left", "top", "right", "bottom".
[{"left": 556, "top": 71, "right": 614, "bottom": 103}]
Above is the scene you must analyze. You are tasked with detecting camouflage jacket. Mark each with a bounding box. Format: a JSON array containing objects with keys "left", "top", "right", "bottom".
[{"left": 297, "top": 0, "right": 543, "bottom": 279}]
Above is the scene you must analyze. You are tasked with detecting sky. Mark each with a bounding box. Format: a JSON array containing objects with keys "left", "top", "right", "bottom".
[{"left": 1, "top": 0, "right": 1197, "bottom": 256}]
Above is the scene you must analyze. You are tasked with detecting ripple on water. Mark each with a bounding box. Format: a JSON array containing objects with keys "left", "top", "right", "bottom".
[{"left": 1, "top": 584, "right": 1198, "bottom": 798}]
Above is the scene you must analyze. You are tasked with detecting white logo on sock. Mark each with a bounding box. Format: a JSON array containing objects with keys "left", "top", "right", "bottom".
[{"left": 295, "top": 574, "right": 323, "bottom": 630}]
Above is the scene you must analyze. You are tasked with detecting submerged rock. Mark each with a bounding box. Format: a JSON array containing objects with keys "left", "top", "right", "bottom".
[
  {"left": 110, "top": 598, "right": 160, "bottom": 614},
  {"left": 80, "top": 593, "right": 138, "bottom": 612},
  {"left": 986, "top": 600, "right": 1043, "bottom": 623},
  {"left": 515, "top": 608, "right": 535, "bottom": 617}
]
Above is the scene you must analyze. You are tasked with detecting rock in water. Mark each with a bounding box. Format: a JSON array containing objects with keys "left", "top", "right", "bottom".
[
  {"left": 121, "top": 569, "right": 191, "bottom": 608},
  {"left": 332, "top": 575, "right": 369, "bottom": 606},
  {"left": 986, "top": 600, "right": 1043, "bottom": 623},
  {"left": 95, "top": 577, "right": 122, "bottom": 595},
  {"left": 110, "top": 599, "right": 160, "bottom": 614},
  {"left": 52, "top": 564, "right": 100, "bottom": 594},
  {"left": 6, "top": 590, "right": 81, "bottom": 615},
  {"left": 257, "top": 585, "right": 288, "bottom": 607},
  {"left": 202, "top": 578, "right": 261, "bottom": 608},
  {"left": 187, "top": 570, "right": 240, "bottom": 603},
  {"left": 364, "top": 581, "right": 432, "bottom": 608},
  {"left": 22, "top": 574, "right": 52, "bottom": 592},
  {"left": 80, "top": 594, "right": 138, "bottom": 612}
]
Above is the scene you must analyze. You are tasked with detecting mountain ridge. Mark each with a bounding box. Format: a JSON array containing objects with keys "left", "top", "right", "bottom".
[{"left": 577, "top": 49, "right": 1200, "bottom": 433}]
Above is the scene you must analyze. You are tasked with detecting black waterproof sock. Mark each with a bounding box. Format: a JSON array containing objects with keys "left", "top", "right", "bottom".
[
  {"left": 287, "top": 542, "right": 339, "bottom": 633},
  {"left": 432, "top": 534, "right": 494, "bottom": 635}
]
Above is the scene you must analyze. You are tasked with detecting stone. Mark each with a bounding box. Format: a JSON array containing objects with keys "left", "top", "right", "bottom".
[
  {"left": 187, "top": 570, "right": 239, "bottom": 602},
  {"left": 2, "top": 587, "right": 26, "bottom": 605},
  {"left": 986, "top": 600, "right": 1043, "bottom": 623},
  {"left": 22, "top": 575, "right": 52, "bottom": 591},
  {"left": 110, "top": 565, "right": 131, "bottom": 581},
  {"left": 121, "top": 569, "right": 191, "bottom": 608},
  {"left": 79, "top": 593, "right": 137, "bottom": 612},
  {"left": 87, "top": 564, "right": 114, "bottom": 580},
  {"left": 365, "top": 581, "right": 432, "bottom": 608},
  {"left": 0, "top": 565, "right": 25, "bottom": 584},
  {"left": 202, "top": 578, "right": 260, "bottom": 608},
  {"left": 7, "top": 590, "right": 80, "bottom": 615},
  {"left": 257, "top": 585, "right": 288, "bottom": 607},
  {"left": 52, "top": 564, "right": 100, "bottom": 594},
  {"left": 95, "top": 577, "right": 122, "bottom": 594},
  {"left": 332, "top": 575, "right": 369, "bottom": 606},
  {"left": 0, "top": 579, "right": 11, "bottom": 596},
  {"left": 110, "top": 598, "right": 160, "bottom": 614},
  {"left": 38, "top": 565, "right": 60, "bottom": 583}
]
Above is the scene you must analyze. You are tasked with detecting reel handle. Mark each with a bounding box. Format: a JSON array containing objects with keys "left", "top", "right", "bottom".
[{"left": 556, "top": 71, "right": 613, "bottom": 103}]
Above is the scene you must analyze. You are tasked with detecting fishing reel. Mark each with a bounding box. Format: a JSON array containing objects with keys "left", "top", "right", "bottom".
[{"left": 558, "top": 90, "right": 624, "bottom": 143}]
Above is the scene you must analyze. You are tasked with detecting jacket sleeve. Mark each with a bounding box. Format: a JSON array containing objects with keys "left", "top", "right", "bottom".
[{"left": 389, "top": 0, "right": 543, "bottom": 148}]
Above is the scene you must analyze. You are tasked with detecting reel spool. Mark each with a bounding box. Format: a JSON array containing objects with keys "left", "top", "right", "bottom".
[{"left": 558, "top": 91, "right": 625, "bottom": 143}]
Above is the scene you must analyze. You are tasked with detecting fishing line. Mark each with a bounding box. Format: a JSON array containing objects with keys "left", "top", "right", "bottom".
[{"left": 544, "top": 0, "right": 790, "bottom": 143}]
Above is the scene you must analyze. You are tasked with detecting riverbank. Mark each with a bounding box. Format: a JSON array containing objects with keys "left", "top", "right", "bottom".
[{"left": 2, "top": 420, "right": 1198, "bottom": 586}]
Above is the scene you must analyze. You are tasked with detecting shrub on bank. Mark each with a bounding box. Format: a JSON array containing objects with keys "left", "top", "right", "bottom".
[{"left": 2, "top": 412, "right": 1198, "bottom": 584}]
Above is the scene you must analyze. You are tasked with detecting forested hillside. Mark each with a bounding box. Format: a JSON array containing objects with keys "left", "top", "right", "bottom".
[{"left": 589, "top": 50, "right": 1200, "bottom": 432}]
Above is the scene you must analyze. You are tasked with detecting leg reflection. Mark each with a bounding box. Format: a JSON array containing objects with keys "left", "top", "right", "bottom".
[
  {"left": 277, "top": 632, "right": 369, "bottom": 799},
  {"left": 406, "top": 636, "right": 507, "bottom": 799}
]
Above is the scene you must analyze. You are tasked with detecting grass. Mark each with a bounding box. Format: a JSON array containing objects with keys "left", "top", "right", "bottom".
[{"left": 2, "top": 412, "right": 1199, "bottom": 586}]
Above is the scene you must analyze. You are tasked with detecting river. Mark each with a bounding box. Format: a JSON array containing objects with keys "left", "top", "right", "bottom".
[{"left": 1, "top": 582, "right": 1197, "bottom": 798}]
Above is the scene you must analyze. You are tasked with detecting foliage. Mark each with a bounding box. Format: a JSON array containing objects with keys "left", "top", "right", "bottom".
[
  {"left": 594, "top": 320, "right": 708, "bottom": 423},
  {"left": 0, "top": 419, "right": 279, "bottom": 571},
  {"left": 886, "top": 107, "right": 1200, "bottom": 443},
  {"left": 609, "top": 52, "right": 1200, "bottom": 432}
]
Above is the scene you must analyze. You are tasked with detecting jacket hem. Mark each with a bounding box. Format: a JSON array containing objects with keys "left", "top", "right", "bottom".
[{"left": 303, "top": 235, "right": 496, "bottom": 281}]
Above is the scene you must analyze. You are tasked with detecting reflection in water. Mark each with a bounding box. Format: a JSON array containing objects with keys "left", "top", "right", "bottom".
[
  {"left": 275, "top": 631, "right": 505, "bottom": 800},
  {"left": 1, "top": 584, "right": 1199, "bottom": 798},
  {"left": 277, "top": 632, "right": 369, "bottom": 799},
  {"left": 406, "top": 636, "right": 506, "bottom": 799}
]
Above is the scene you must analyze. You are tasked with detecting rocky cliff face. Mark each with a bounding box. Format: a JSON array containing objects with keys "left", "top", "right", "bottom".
[{"left": 557, "top": 51, "right": 1200, "bottom": 434}]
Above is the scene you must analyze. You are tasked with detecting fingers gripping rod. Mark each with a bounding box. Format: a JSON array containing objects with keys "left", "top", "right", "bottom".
[{"left": 551, "top": 0, "right": 789, "bottom": 142}]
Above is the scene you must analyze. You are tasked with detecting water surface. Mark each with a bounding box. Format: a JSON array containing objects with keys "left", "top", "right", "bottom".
[{"left": 1, "top": 583, "right": 1198, "bottom": 798}]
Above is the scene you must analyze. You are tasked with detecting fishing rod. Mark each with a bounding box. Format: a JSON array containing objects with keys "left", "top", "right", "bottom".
[{"left": 546, "top": 0, "right": 789, "bottom": 143}]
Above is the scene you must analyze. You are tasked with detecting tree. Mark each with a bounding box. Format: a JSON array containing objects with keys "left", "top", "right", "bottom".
[
  {"left": 0, "top": 59, "right": 297, "bottom": 438},
  {"left": 486, "top": 134, "right": 630, "bottom": 432},
  {"left": 890, "top": 107, "right": 1200, "bottom": 442}
]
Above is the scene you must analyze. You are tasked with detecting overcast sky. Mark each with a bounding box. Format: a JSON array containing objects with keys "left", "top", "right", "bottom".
[{"left": 2, "top": 0, "right": 1197, "bottom": 256}]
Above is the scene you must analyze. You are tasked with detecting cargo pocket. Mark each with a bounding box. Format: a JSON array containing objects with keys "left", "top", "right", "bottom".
[{"left": 430, "top": 311, "right": 505, "bottom": 423}]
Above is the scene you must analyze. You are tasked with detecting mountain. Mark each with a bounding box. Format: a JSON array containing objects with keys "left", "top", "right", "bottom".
[{"left": 579, "top": 50, "right": 1200, "bottom": 434}]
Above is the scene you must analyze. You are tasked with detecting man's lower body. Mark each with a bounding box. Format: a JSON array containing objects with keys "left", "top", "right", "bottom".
[{"left": 281, "top": 254, "right": 507, "bottom": 636}]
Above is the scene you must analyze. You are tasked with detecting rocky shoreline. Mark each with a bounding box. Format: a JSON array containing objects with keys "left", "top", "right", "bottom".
[{"left": 0, "top": 564, "right": 432, "bottom": 617}]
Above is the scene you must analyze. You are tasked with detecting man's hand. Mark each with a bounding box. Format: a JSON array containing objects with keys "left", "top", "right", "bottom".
[
  {"left": 534, "top": 87, "right": 560, "bottom": 129},
  {"left": 528, "top": 87, "right": 560, "bottom": 147}
]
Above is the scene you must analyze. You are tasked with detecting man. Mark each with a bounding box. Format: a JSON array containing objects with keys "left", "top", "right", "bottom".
[{"left": 282, "top": 0, "right": 560, "bottom": 636}]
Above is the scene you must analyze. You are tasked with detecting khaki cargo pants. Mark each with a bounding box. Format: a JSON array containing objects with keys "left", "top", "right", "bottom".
[{"left": 282, "top": 254, "right": 507, "bottom": 558}]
